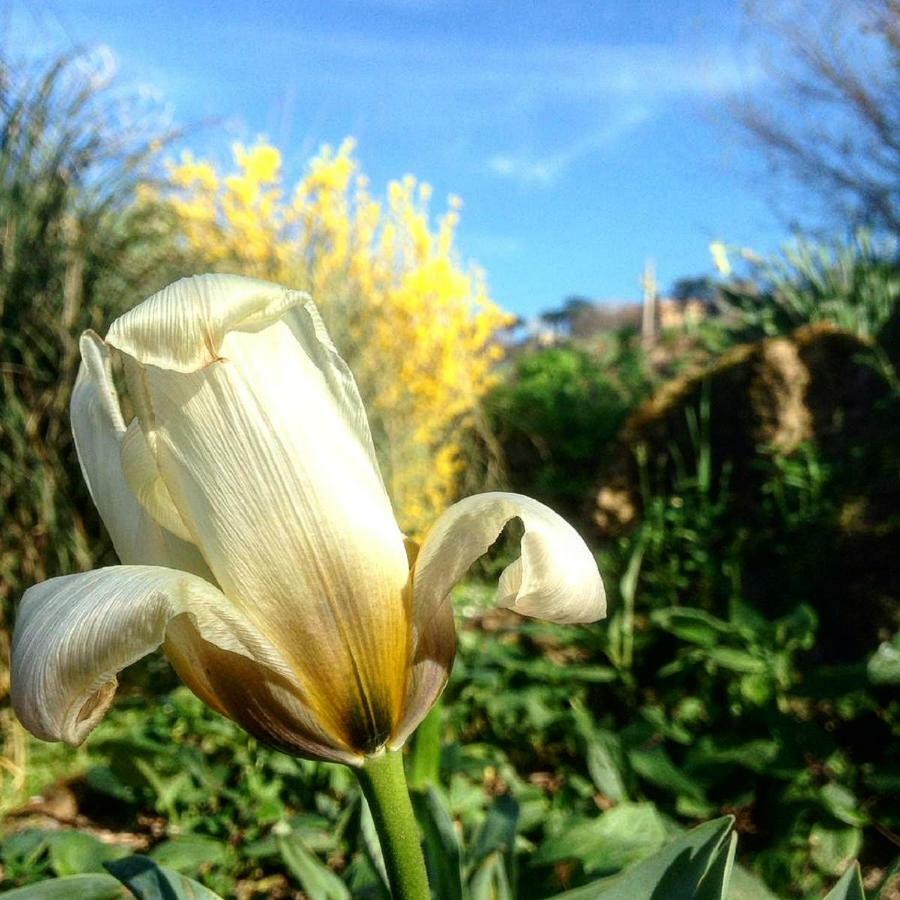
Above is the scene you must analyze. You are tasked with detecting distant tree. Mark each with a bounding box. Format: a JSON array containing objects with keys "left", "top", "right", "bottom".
[
  {"left": 737, "top": 0, "right": 900, "bottom": 234},
  {"left": 670, "top": 275, "right": 718, "bottom": 303}
]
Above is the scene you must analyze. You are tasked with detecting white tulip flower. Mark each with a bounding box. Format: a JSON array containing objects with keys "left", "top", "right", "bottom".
[{"left": 11, "top": 275, "right": 605, "bottom": 766}]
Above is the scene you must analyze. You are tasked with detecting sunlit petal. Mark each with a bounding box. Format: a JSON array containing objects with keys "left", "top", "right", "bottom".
[
  {"left": 11, "top": 565, "right": 294, "bottom": 746},
  {"left": 105, "top": 275, "right": 411, "bottom": 753},
  {"left": 413, "top": 491, "right": 606, "bottom": 626}
]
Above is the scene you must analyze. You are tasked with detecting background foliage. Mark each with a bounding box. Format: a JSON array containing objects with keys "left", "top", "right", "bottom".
[{"left": 0, "top": 51, "right": 898, "bottom": 900}]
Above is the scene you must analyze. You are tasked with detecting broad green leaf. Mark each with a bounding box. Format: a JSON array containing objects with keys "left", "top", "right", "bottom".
[
  {"left": 549, "top": 816, "right": 734, "bottom": 899},
  {"left": 534, "top": 802, "right": 668, "bottom": 875},
  {"left": 47, "top": 832, "right": 128, "bottom": 877},
  {"left": 104, "top": 855, "right": 224, "bottom": 899},
  {"left": 810, "top": 825, "right": 862, "bottom": 876},
  {"left": 0, "top": 874, "right": 128, "bottom": 899},
  {"left": 412, "top": 787, "right": 463, "bottom": 900},
  {"left": 149, "top": 836, "right": 228, "bottom": 874},
  {"left": 276, "top": 833, "right": 350, "bottom": 900},
  {"left": 822, "top": 863, "right": 865, "bottom": 900}
]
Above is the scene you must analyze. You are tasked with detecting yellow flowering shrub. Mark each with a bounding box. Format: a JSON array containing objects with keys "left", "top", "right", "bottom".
[{"left": 164, "top": 139, "right": 512, "bottom": 534}]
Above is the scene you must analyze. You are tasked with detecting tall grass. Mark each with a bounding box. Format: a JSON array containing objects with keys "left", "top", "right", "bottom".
[
  {"left": 0, "top": 52, "right": 184, "bottom": 793},
  {"left": 722, "top": 231, "right": 899, "bottom": 341}
]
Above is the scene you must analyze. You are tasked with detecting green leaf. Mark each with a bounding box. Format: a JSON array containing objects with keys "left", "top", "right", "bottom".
[
  {"left": 469, "top": 852, "right": 513, "bottom": 900},
  {"left": 412, "top": 787, "right": 463, "bottom": 900},
  {"left": 149, "top": 836, "right": 228, "bottom": 874},
  {"left": 104, "top": 855, "right": 224, "bottom": 899},
  {"left": 629, "top": 745, "right": 707, "bottom": 802},
  {"left": 47, "top": 831, "right": 128, "bottom": 877},
  {"left": 571, "top": 705, "right": 628, "bottom": 803},
  {"left": 810, "top": 825, "right": 863, "bottom": 876},
  {"left": 822, "top": 863, "right": 865, "bottom": 900},
  {"left": 549, "top": 815, "right": 734, "bottom": 899},
  {"left": 0, "top": 874, "right": 128, "bottom": 899},
  {"left": 820, "top": 784, "right": 868, "bottom": 827},
  {"left": 408, "top": 702, "right": 443, "bottom": 790},
  {"left": 276, "top": 833, "right": 350, "bottom": 900},
  {"left": 705, "top": 648, "right": 767, "bottom": 674},
  {"left": 470, "top": 794, "right": 519, "bottom": 874},
  {"left": 534, "top": 802, "right": 668, "bottom": 875},
  {"left": 651, "top": 608, "right": 731, "bottom": 647}
]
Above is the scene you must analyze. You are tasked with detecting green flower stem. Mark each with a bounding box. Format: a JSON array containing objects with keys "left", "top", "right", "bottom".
[{"left": 356, "top": 749, "right": 430, "bottom": 899}]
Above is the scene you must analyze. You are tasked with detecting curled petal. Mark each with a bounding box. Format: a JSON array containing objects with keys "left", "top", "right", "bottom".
[
  {"left": 71, "top": 332, "right": 210, "bottom": 577},
  {"left": 106, "top": 274, "right": 302, "bottom": 373},
  {"left": 413, "top": 492, "right": 606, "bottom": 627},
  {"left": 11, "top": 566, "right": 293, "bottom": 746}
]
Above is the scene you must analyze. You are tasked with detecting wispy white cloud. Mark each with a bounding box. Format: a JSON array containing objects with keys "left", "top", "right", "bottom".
[{"left": 487, "top": 104, "right": 652, "bottom": 186}]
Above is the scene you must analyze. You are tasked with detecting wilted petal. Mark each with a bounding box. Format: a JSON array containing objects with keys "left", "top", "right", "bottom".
[
  {"left": 105, "top": 275, "right": 411, "bottom": 754},
  {"left": 11, "top": 566, "right": 293, "bottom": 746},
  {"left": 165, "top": 618, "right": 363, "bottom": 766},
  {"left": 413, "top": 492, "right": 606, "bottom": 627},
  {"left": 71, "top": 332, "right": 210, "bottom": 577}
]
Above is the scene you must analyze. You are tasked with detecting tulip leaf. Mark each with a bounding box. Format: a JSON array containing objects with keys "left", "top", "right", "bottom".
[
  {"left": 725, "top": 865, "right": 780, "bottom": 900},
  {"left": 469, "top": 851, "right": 513, "bottom": 900},
  {"left": 104, "top": 855, "right": 224, "bottom": 899},
  {"left": 822, "top": 863, "right": 865, "bottom": 900},
  {"left": 0, "top": 874, "right": 129, "bottom": 899},
  {"left": 549, "top": 815, "right": 734, "bottom": 899},
  {"left": 695, "top": 831, "right": 736, "bottom": 900},
  {"left": 276, "top": 833, "right": 350, "bottom": 900},
  {"left": 412, "top": 786, "right": 464, "bottom": 900},
  {"left": 408, "top": 703, "right": 443, "bottom": 790}
]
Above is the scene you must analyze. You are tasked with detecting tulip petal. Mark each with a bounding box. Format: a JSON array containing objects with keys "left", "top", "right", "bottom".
[
  {"left": 106, "top": 274, "right": 301, "bottom": 373},
  {"left": 120, "top": 418, "right": 193, "bottom": 543},
  {"left": 71, "top": 332, "right": 211, "bottom": 577},
  {"left": 413, "top": 492, "right": 606, "bottom": 626},
  {"left": 11, "top": 565, "right": 293, "bottom": 746},
  {"left": 105, "top": 276, "right": 411, "bottom": 754}
]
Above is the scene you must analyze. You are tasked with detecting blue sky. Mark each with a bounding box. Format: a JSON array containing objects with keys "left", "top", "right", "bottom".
[{"left": 11, "top": 0, "right": 789, "bottom": 318}]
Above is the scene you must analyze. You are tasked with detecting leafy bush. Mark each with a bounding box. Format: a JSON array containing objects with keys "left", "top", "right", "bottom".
[{"left": 484, "top": 336, "right": 651, "bottom": 522}]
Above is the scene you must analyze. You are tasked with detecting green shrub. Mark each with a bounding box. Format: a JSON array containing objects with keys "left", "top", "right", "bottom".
[{"left": 484, "top": 336, "right": 651, "bottom": 522}]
